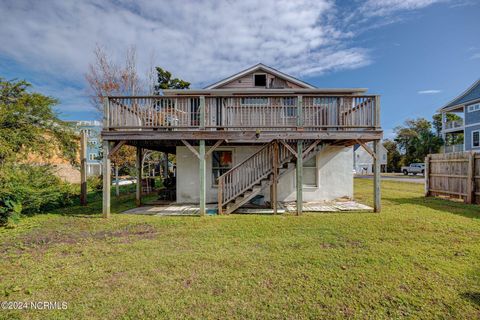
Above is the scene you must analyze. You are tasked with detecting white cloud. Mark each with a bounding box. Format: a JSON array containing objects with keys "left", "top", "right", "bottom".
[
  {"left": 418, "top": 89, "right": 442, "bottom": 94},
  {"left": 0, "top": 0, "right": 447, "bottom": 114},
  {"left": 359, "top": 0, "right": 445, "bottom": 17}
]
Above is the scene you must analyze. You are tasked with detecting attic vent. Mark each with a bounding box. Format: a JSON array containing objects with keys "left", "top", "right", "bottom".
[{"left": 254, "top": 74, "right": 266, "bottom": 87}]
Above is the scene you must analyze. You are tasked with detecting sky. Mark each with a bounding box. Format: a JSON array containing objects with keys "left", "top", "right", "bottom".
[{"left": 0, "top": 0, "right": 479, "bottom": 138}]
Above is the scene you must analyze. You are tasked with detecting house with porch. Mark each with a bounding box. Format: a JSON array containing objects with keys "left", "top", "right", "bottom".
[
  {"left": 353, "top": 142, "right": 387, "bottom": 174},
  {"left": 439, "top": 79, "right": 480, "bottom": 153},
  {"left": 101, "top": 63, "right": 383, "bottom": 216}
]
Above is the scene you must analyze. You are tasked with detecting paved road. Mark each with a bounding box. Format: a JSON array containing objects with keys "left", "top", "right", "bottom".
[{"left": 355, "top": 175, "right": 425, "bottom": 184}]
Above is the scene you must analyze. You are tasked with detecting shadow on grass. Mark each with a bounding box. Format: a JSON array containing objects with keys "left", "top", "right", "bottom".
[
  {"left": 384, "top": 196, "right": 480, "bottom": 219},
  {"left": 461, "top": 292, "right": 480, "bottom": 307}
]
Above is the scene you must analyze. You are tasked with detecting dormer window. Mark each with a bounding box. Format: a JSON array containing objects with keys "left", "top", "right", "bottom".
[{"left": 254, "top": 74, "right": 267, "bottom": 87}]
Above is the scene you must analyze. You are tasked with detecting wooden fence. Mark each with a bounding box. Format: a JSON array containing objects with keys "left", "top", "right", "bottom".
[{"left": 425, "top": 152, "right": 478, "bottom": 204}]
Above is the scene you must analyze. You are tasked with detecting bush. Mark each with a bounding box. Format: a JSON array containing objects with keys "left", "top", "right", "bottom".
[
  {"left": 87, "top": 175, "right": 103, "bottom": 191},
  {"left": 0, "top": 164, "right": 77, "bottom": 226}
]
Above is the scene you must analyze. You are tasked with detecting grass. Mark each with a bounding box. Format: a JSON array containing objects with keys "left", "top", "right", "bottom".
[{"left": 0, "top": 180, "right": 479, "bottom": 319}]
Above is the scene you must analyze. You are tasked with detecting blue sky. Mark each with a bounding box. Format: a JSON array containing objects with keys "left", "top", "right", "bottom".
[{"left": 0, "top": 0, "right": 479, "bottom": 138}]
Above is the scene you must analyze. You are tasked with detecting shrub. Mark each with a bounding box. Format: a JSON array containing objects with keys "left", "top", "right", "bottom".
[
  {"left": 87, "top": 175, "right": 103, "bottom": 191},
  {"left": 0, "top": 164, "right": 77, "bottom": 226}
]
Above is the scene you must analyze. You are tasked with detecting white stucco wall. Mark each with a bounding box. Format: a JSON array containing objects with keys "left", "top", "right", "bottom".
[{"left": 176, "top": 145, "right": 353, "bottom": 203}]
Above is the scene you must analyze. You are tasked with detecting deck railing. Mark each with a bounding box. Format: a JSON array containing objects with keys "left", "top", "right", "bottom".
[
  {"left": 104, "top": 94, "right": 380, "bottom": 131},
  {"left": 442, "top": 144, "right": 464, "bottom": 153},
  {"left": 445, "top": 119, "right": 464, "bottom": 130}
]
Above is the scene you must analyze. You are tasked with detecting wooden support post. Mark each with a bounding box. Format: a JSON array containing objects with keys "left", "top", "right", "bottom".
[
  {"left": 102, "top": 140, "right": 111, "bottom": 218},
  {"left": 80, "top": 130, "right": 87, "bottom": 206},
  {"left": 373, "top": 140, "right": 381, "bottom": 212},
  {"left": 466, "top": 151, "right": 475, "bottom": 204},
  {"left": 199, "top": 96, "right": 205, "bottom": 129},
  {"left": 297, "top": 95, "right": 303, "bottom": 129},
  {"left": 136, "top": 147, "right": 142, "bottom": 207},
  {"left": 115, "top": 165, "right": 120, "bottom": 197},
  {"left": 218, "top": 179, "right": 223, "bottom": 215},
  {"left": 272, "top": 141, "right": 279, "bottom": 214},
  {"left": 199, "top": 140, "right": 206, "bottom": 216},
  {"left": 374, "top": 95, "right": 381, "bottom": 129},
  {"left": 424, "top": 155, "right": 430, "bottom": 197},
  {"left": 296, "top": 140, "right": 303, "bottom": 215}
]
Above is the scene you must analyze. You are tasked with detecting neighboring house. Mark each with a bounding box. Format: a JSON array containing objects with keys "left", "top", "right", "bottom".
[
  {"left": 68, "top": 120, "right": 103, "bottom": 176},
  {"left": 439, "top": 79, "right": 480, "bottom": 153},
  {"left": 101, "top": 63, "right": 383, "bottom": 215},
  {"left": 353, "top": 142, "right": 387, "bottom": 174}
]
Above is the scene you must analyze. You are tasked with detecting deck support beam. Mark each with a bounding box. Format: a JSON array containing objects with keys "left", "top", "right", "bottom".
[
  {"left": 296, "top": 140, "right": 303, "bottom": 215},
  {"left": 108, "top": 140, "right": 126, "bottom": 159},
  {"left": 136, "top": 147, "right": 142, "bottom": 207},
  {"left": 199, "top": 140, "right": 206, "bottom": 216},
  {"left": 102, "top": 140, "right": 111, "bottom": 218},
  {"left": 373, "top": 139, "right": 381, "bottom": 212}
]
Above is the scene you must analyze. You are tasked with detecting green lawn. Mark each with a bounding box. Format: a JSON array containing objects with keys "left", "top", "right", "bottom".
[{"left": 1, "top": 180, "right": 479, "bottom": 319}]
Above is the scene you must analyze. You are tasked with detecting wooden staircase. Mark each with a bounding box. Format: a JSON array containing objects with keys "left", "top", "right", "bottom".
[{"left": 217, "top": 140, "right": 322, "bottom": 214}]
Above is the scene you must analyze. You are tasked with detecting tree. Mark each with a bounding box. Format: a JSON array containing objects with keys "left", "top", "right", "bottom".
[
  {"left": 85, "top": 45, "right": 140, "bottom": 114},
  {"left": 394, "top": 118, "right": 443, "bottom": 165},
  {"left": 0, "top": 78, "right": 77, "bottom": 225},
  {"left": 154, "top": 67, "right": 190, "bottom": 93},
  {"left": 431, "top": 113, "right": 462, "bottom": 137},
  {"left": 0, "top": 78, "right": 77, "bottom": 165},
  {"left": 383, "top": 139, "right": 402, "bottom": 172}
]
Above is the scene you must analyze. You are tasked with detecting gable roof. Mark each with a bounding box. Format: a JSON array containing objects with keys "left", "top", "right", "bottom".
[
  {"left": 439, "top": 79, "right": 480, "bottom": 111},
  {"left": 204, "top": 63, "right": 316, "bottom": 89}
]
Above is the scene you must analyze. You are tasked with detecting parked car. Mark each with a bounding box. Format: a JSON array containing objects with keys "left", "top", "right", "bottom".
[{"left": 401, "top": 163, "right": 425, "bottom": 176}]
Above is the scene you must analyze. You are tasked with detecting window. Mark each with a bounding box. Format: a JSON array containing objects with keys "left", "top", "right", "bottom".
[
  {"left": 240, "top": 97, "right": 268, "bottom": 105},
  {"left": 254, "top": 74, "right": 267, "bottom": 87},
  {"left": 467, "top": 103, "right": 480, "bottom": 113},
  {"left": 89, "top": 153, "right": 97, "bottom": 161},
  {"left": 472, "top": 130, "right": 480, "bottom": 148},
  {"left": 212, "top": 151, "right": 233, "bottom": 185},
  {"left": 282, "top": 97, "right": 297, "bottom": 118},
  {"left": 303, "top": 156, "right": 317, "bottom": 187},
  {"left": 81, "top": 129, "right": 92, "bottom": 137},
  {"left": 89, "top": 139, "right": 98, "bottom": 145}
]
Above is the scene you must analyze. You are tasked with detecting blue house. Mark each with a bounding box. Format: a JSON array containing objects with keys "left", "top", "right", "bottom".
[
  {"left": 439, "top": 79, "right": 480, "bottom": 153},
  {"left": 68, "top": 120, "right": 103, "bottom": 175}
]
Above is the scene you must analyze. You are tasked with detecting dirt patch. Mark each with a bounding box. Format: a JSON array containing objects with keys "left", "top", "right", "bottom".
[{"left": 0, "top": 223, "right": 158, "bottom": 254}]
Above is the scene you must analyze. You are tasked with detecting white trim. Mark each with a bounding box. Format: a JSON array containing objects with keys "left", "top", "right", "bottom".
[
  {"left": 467, "top": 103, "right": 480, "bottom": 113},
  {"left": 462, "top": 123, "right": 480, "bottom": 129},
  {"left": 472, "top": 130, "right": 480, "bottom": 148},
  {"left": 204, "top": 63, "right": 317, "bottom": 89}
]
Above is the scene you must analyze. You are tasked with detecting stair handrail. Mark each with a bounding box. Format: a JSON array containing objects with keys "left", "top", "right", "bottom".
[{"left": 218, "top": 140, "right": 301, "bottom": 213}]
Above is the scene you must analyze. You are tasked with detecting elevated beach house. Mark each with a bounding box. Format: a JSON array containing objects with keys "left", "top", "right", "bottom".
[
  {"left": 439, "top": 79, "right": 480, "bottom": 153},
  {"left": 101, "top": 64, "right": 383, "bottom": 216}
]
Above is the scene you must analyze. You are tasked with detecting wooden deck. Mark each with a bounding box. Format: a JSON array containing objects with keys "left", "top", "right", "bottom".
[
  {"left": 100, "top": 91, "right": 383, "bottom": 218},
  {"left": 102, "top": 93, "right": 382, "bottom": 144}
]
